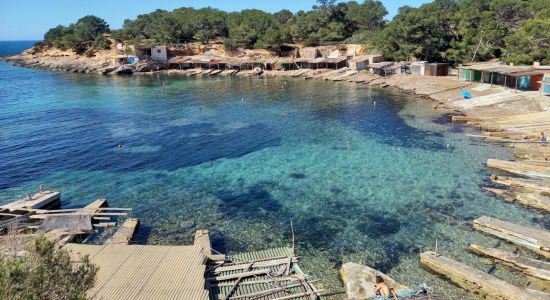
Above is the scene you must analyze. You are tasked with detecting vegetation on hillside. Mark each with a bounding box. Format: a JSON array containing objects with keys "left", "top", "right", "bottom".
[
  {"left": 41, "top": 0, "right": 550, "bottom": 65},
  {"left": 42, "top": 15, "right": 110, "bottom": 54},
  {"left": 0, "top": 236, "right": 97, "bottom": 300}
]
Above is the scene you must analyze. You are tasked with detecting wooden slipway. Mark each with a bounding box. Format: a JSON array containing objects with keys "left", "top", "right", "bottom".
[
  {"left": 474, "top": 216, "right": 550, "bottom": 259},
  {"left": 105, "top": 218, "right": 139, "bottom": 245},
  {"left": 0, "top": 191, "right": 60, "bottom": 211},
  {"left": 469, "top": 244, "right": 550, "bottom": 282},
  {"left": 420, "top": 251, "right": 550, "bottom": 300}
]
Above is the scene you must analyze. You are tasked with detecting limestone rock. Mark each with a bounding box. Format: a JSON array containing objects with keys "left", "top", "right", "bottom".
[{"left": 340, "top": 262, "right": 406, "bottom": 300}]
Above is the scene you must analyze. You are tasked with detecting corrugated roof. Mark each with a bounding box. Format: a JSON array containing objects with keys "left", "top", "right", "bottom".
[
  {"left": 65, "top": 243, "right": 209, "bottom": 300},
  {"left": 207, "top": 247, "right": 319, "bottom": 300},
  {"left": 368, "top": 62, "right": 394, "bottom": 69}
]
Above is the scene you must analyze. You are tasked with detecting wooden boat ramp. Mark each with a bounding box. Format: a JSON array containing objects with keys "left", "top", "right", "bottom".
[
  {"left": 0, "top": 188, "right": 137, "bottom": 247},
  {"left": 0, "top": 187, "right": 61, "bottom": 233},
  {"left": 66, "top": 230, "right": 322, "bottom": 300},
  {"left": 421, "top": 251, "right": 550, "bottom": 300},
  {"left": 474, "top": 216, "right": 550, "bottom": 259},
  {"left": 420, "top": 215, "right": 550, "bottom": 298}
]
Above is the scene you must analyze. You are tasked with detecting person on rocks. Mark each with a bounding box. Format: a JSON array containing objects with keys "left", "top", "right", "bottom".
[{"left": 374, "top": 276, "right": 399, "bottom": 300}]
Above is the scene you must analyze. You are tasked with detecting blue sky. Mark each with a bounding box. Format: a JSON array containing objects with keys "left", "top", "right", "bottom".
[{"left": 0, "top": 0, "right": 431, "bottom": 40}]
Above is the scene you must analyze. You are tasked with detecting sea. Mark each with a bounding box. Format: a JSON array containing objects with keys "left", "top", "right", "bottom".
[{"left": 0, "top": 41, "right": 546, "bottom": 298}]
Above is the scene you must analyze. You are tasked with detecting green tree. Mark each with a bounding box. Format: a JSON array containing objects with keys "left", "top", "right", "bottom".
[
  {"left": 192, "top": 8, "right": 227, "bottom": 44},
  {"left": 345, "top": 0, "right": 387, "bottom": 32},
  {"left": 73, "top": 15, "right": 109, "bottom": 44},
  {"left": 505, "top": 18, "right": 550, "bottom": 64},
  {"left": 0, "top": 236, "right": 97, "bottom": 300}
]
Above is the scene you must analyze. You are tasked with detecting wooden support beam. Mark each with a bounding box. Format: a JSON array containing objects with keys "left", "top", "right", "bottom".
[
  {"left": 229, "top": 282, "right": 303, "bottom": 300},
  {"left": 207, "top": 269, "right": 270, "bottom": 282},
  {"left": 420, "top": 251, "right": 550, "bottom": 300},
  {"left": 272, "top": 292, "right": 315, "bottom": 300},
  {"left": 469, "top": 244, "right": 550, "bottom": 281},
  {"left": 221, "top": 262, "right": 254, "bottom": 300},
  {"left": 212, "top": 257, "right": 298, "bottom": 273},
  {"left": 30, "top": 212, "right": 128, "bottom": 219},
  {"left": 36, "top": 207, "right": 132, "bottom": 214},
  {"left": 474, "top": 216, "right": 550, "bottom": 259},
  {"left": 93, "top": 222, "right": 117, "bottom": 228},
  {"left": 105, "top": 218, "right": 139, "bottom": 245}
]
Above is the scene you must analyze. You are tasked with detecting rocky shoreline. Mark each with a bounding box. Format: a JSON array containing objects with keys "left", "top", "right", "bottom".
[{"left": 1, "top": 47, "right": 475, "bottom": 106}]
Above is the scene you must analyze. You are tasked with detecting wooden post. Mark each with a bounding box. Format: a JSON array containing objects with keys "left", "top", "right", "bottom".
[
  {"left": 515, "top": 76, "right": 518, "bottom": 94},
  {"left": 490, "top": 72, "right": 494, "bottom": 87},
  {"left": 504, "top": 75, "right": 507, "bottom": 89}
]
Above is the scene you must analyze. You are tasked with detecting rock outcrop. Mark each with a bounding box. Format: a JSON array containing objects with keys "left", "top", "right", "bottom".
[{"left": 340, "top": 262, "right": 407, "bottom": 300}]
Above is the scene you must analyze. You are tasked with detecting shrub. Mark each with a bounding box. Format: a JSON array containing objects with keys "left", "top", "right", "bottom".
[{"left": 0, "top": 236, "right": 97, "bottom": 300}]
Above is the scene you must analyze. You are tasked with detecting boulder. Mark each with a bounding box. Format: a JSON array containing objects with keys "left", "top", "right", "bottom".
[{"left": 340, "top": 262, "right": 406, "bottom": 300}]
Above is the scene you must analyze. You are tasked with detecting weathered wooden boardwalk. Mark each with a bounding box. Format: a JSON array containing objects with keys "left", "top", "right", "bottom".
[{"left": 65, "top": 243, "right": 209, "bottom": 300}]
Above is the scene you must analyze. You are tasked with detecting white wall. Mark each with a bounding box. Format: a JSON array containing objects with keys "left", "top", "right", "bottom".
[{"left": 151, "top": 46, "right": 168, "bottom": 61}]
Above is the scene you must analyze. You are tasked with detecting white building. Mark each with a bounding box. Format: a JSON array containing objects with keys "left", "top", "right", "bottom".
[{"left": 151, "top": 46, "right": 168, "bottom": 61}]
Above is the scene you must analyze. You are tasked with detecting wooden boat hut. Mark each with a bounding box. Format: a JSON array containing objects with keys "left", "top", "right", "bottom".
[
  {"left": 367, "top": 62, "right": 394, "bottom": 76},
  {"left": 536, "top": 64, "right": 550, "bottom": 95},
  {"left": 459, "top": 63, "right": 544, "bottom": 92},
  {"left": 410, "top": 61, "right": 450, "bottom": 76},
  {"left": 168, "top": 56, "right": 193, "bottom": 69},
  {"left": 310, "top": 57, "right": 348, "bottom": 70},
  {"left": 348, "top": 55, "right": 384, "bottom": 71}
]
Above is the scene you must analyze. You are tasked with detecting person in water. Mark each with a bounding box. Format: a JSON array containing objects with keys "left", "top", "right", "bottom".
[{"left": 374, "top": 276, "right": 399, "bottom": 299}]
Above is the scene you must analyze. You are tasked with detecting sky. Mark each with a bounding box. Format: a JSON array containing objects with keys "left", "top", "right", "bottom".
[{"left": 0, "top": 0, "right": 431, "bottom": 41}]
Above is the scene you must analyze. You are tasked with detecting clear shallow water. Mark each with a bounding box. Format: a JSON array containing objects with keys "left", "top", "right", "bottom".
[{"left": 0, "top": 49, "right": 547, "bottom": 297}]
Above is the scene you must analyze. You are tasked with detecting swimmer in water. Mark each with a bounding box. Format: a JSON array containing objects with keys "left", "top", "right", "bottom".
[
  {"left": 283, "top": 110, "right": 288, "bottom": 115},
  {"left": 117, "top": 144, "right": 124, "bottom": 149},
  {"left": 346, "top": 140, "right": 352, "bottom": 148}
]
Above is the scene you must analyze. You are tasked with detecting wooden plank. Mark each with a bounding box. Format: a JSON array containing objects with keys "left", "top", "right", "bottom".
[
  {"left": 105, "top": 218, "right": 139, "bottom": 245},
  {"left": 207, "top": 269, "right": 270, "bottom": 282},
  {"left": 211, "top": 276, "right": 312, "bottom": 288},
  {"left": 84, "top": 199, "right": 108, "bottom": 209},
  {"left": 93, "top": 222, "right": 117, "bottom": 228},
  {"left": 469, "top": 244, "right": 550, "bottom": 281},
  {"left": 213, "top": 257, "right": 298, "bottom": 273},
  {"left": 474, "top": 216, "right": 550, "bottom": 259},
  {"left": 229, "top": 282, "right": 303, "bottom": 300},
  {"left": 420, "top": 251, "right": 550, "bottom": 300},
  {"left": 194, "top": 229, "right": 225, "bottom": 261},
  {"left": 285, "top": 257, "right": 292, "bottom": 276},
  {"left": 36, "top": 207, "right": 132, "bottom": 214},
  {"left": 30, "top": 212, "right": 128, "bottom": 219},
  {"left": 272, "top": 292, "right": 315, "bottom": 300},
  {"left": 0, "top": 191, "right": 60, "bottom": 212},
  {"left": 221, "top": 262, "right": 254, "bottom": 300},
  {"left": 216, "top": 256, "right": 288, "bottom": 267}
]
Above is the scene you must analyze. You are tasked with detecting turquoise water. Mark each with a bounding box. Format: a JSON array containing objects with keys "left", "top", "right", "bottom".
[{"left": 0, "top": 42, "right": 547, "bottom": 297}]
